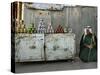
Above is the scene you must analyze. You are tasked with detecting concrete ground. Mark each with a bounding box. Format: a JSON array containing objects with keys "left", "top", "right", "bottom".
[{"left": 15, "top": 57, "right": 97, "bottom": 73}]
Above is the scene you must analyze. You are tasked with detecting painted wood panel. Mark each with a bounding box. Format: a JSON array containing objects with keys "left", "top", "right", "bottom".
[
  {"left": 45, "top": 33, "right": 76, "bottom": 61},
  {"left": 15, "top": 34, "right": 44, "bottom": 62}
]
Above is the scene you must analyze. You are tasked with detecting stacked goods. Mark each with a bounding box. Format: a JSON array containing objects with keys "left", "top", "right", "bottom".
[
  {"left": 16, "top": 25, "right": 20, "bottom": 33},
  {"left": 47, "top": 24, "right": 54, "bottom": 33},
  {"left": 64, "top": 26, "right": 69, "bottom": 33},
  {"left": 15, "top": 19, "right": 69, "bottom": 34},
  {"left": 38, "top": 19, "right": 46, "bottom": 33},
  {"left": 27, "top": 24, "right": 36, "bottom": 33},
  {"left": 16, "top": 20, "right": 27, "bottom": 33},
  {"left": 55, "top": 25, "right": 64, "bottom": 33}
]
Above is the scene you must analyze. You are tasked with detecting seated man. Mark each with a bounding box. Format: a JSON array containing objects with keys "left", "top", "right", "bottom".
[{"left": 79, "top": 26, "right": 97, "bottom": 62}]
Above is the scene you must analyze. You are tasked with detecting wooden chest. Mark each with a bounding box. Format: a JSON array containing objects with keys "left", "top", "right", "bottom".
[{"left": 15, "top": 33, "right": 75, "bottom": 62}]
